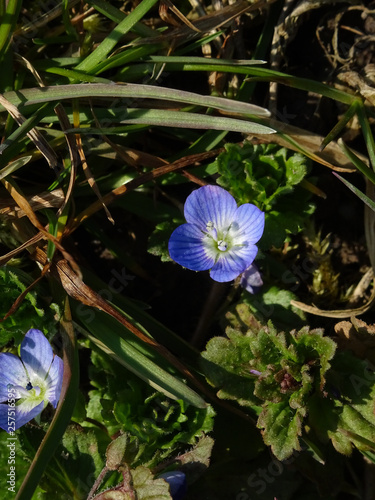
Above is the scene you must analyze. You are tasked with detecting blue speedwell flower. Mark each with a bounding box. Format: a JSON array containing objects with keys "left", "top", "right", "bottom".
[
  {"left": 0, "top": 329, "right": 63, "bottom": 432},
  {"left": 158, "top": 471, "right": 187, "bottom": 500},
  {"left": 168, "top": 185, "right": 264, "bottom": 283}
]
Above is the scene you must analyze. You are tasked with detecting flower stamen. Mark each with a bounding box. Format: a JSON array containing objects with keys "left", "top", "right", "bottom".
[{"left": 217, "top": 240, "right": 227, "bottom": 251}]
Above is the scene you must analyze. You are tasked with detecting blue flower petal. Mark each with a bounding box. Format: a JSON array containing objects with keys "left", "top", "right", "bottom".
[
  {"left": 210, "top": 244, "right": 258, "bottom": 282},
  {"left": 0, "top": 399, "right": 45, "bottom": 432},
  {"left": 21, "top": 329, "right": 53, "bottom": 381},
  {"left": 0, "top": 353, "right": 29, "bottom": 397},
  {"left": 169, "top": 223, "right": 215, "bottom": 271},
  {"left": 0, "top": 384, "right": 10, "bottom": 403},
  {"left": 231, "top": 204, "right": 265, "bottom": 244},
  {"left": 240, "top": 264, "right": 263, "bottom": 294},
  {"left": 45, "top": 355, "right": 64, "bottom": 408},
  {"left": 159, "top": 471, "right": 187, "bottom": 500},
  {"left": 184, "top": 185, "right": 237, "bottom": 231}
]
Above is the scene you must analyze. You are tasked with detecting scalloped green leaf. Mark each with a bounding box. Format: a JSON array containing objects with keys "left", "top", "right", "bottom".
[
  {"left": 257, "top": 401, "right": 304, "bottom": 460},
  {"left": 132, "top": 466, "right": 172, "bottom": 500}
]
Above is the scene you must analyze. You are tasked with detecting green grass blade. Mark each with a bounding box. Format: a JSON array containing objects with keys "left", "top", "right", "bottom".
[
  {"left": 61, "top": 0, "right": 77, "bottom": 38},
  {"left": 0, "top": 155, "right": 32, "bottom": 182},
  {"left": 76, "top": 0, "right": 159, "bottom": 74},
  {"left": 87, "top": 0, "right": 157, "bottom": 37},
  {"left": 41, "top": 209, "right": 58, "bottom": 261},
  {"left": 39, "top": 66, "right": 112, "bottom": 83},
  {"left": 2, "top": 83, "right": 272, "bottom": 117},
  {"left": 356, "top": 103, "right": 375, "bottom": 172},
  {"left": 175, "top": 31, "right": 224, "bottom": 55},
  {"left": 0, "top": 102, "right": 54, "bottom": 160},
  {"left": 0, "top": 0, "right": 22, "bottom": 61},
  {"left": 118, "top": 62, "right": 354, "bottom": 105},
  {"left": 73, "top": 302, "right": 207, "bottom": 408},
  {"left": 321, "top": 100, "right": 359, "bottom": 151},
  {"left": 67, "top": 108, "right": 275, "bottom": 135},
  {"left": 146, "top": 56, "right": 266, "bottom": 66},
  {"left": 339, "top": 138, "right": 375, "bottom": 185},
  {"left": 93, "top": 45, "right": 163, "bottom": 75},
  {"left": 333, "top": 172, "right": 375, "bottom": 212}
]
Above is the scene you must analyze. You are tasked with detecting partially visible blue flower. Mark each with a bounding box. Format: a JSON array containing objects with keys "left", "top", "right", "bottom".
[
  {"left": 240, "top": 263, "right": 263, "bottom": 294},
  {"left": 0, "top": 329, "right": 64, "bottom": 432},
  {"left": 158, "top": 471, "right": 187, "bottom": 500},
  {"left": 168, "top": 185, "right": 264, "bottom": 283}
]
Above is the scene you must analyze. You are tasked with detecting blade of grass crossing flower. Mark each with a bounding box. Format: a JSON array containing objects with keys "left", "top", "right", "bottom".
[
  {"left": 76, "top": 0, "right": 159, "bottom": 74},
  {"left": 338, "top": 138, "right": 375, "bottom": 185},
  {"left": 333, "top": 172, "right": 375, "bottom": 212},
  {"left": 321, "top": 100, "right": 360, "bottom": 151},
  {"left": 356, "top": 103, "right": 375, "bottom": 172},
  {"left": 16, "top": 298, "right": 79, "bottom": 500}
]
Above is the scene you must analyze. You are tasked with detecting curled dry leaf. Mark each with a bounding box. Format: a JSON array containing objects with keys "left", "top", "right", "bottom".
[
  {"left": 0, "top": 189, "right": 65, "bottom": 218},
  {"left": 334, "top": 317, "right": 375, "bottom": 363}
]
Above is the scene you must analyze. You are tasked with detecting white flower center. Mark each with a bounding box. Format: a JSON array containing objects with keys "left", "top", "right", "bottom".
[
  {"left": 203, "top": 221, "right": 232, "bottom": 253},
  {"left": 217, "top": 240, "right": 227, "bottom": 251}
]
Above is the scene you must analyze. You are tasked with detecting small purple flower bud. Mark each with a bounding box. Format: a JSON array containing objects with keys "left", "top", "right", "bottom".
[{"left": 240, "top": 264, "right": 263, "bottom": 294}]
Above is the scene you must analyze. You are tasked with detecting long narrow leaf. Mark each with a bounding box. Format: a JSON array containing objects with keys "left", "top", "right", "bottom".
[
  {"left": 333, "top": 172, "right": 375, "bottom": 212},
  {"left": 114, "top": 63, "right": 354, "bottom": 105},
  {"left": 339, "top": 138, "right": 375, "bottom": 185},
  {"left": 73, "top": 302, "right": 207, "bottom": 408},
  {"left": 76, "top": 0, "right": 159, "bottom": 73},
  {"left": 87, "top": 0, "right": 157, "bottom": 37},
  {"left": 67, "top": 108, "right": 275, "bottom": 135},
  {"left": 356, "top": 103, "right": 375, "bottom": 172},
  {"left": 0, "top": 0, "right": 22, "bottom": 60},
  {"left": 2, "top": 83, "right": 272, "bottom": 117},
  {"left": 320, "top": 100, "right": 360, "bottom": 151},
  {"left": 0, "top": 156, "right": 31, "bottom": 181}
]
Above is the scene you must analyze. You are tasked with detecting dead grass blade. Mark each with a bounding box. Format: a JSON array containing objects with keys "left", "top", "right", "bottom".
[
  {"left": 0, "top": 189, "right": 64, "bottom": 218},
  {"left": 250, "top": 120, "right": 359, "bottom": 172},
  {"left": 2, "top": 177, "right": 81, "bottom": 275},
  {"left": 135, "top": 0, "right": 277, "bottom": 45},
  {"left": 0, "top": 94, "right": 58, "bottom": 170},
  {"left": 160, "top": 0, "right": 200, "bottom": 32},
  {"left": 0, "top": 232, "right": 44, "bottom": 266},
  {"left": 0, "top": 269, "right": 47, "bottom": 322},
  {"left": 66, "top": 148, "right": 223, "bottom": 234},
  {"left": 290, "top": 286, "right": 375, "bottom": 318}
]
